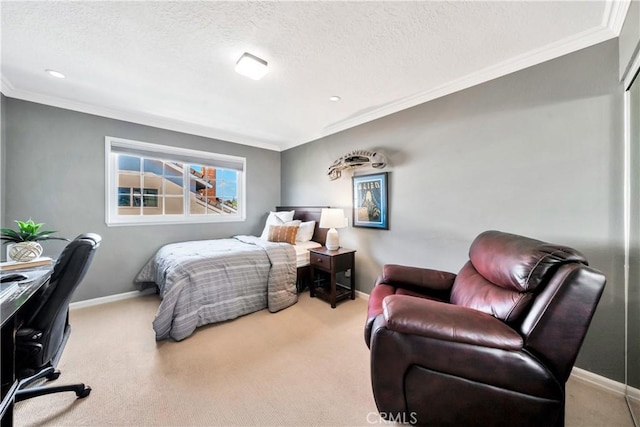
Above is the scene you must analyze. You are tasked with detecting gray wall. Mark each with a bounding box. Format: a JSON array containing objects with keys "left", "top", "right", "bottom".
[
  {"left": 282, "top": 39, "right": 625, "bottom": 381},
  {"left": 3, "top": 99, "right": 281, "bottom": 302}
]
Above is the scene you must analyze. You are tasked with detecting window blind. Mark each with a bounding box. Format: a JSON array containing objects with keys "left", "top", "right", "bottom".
[{"left": 108, "top": 137, "right": 245, "bottom": 172}]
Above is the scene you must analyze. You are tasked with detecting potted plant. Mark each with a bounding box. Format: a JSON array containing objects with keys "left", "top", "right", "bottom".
[{"left": 1, "top": 219, "right": 68, "bottom": 262}]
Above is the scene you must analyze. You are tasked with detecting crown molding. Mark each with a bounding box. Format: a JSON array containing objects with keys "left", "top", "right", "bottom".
[
  {"left": 2, "top": 3, "right": 624, "bottom": 154},
  {"left": 0, "top": 79, "right": 282, "bottom": 152},
  {"left": 285, "top": 24, "right": 618, "bottom": 151},
  {"left": 603, "top": 0, "right": 632, "bottom": 35}
]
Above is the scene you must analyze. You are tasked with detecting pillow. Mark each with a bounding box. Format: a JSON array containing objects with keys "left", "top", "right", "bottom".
[
  {"left": 267, "top": 225, "right": 298, "bottom": 244},
  {"left": 260, "top": 210, "right": 295, "bottom": 239},
  {"left": 296, "top": 221, "right": 316, "bottom": 242}
]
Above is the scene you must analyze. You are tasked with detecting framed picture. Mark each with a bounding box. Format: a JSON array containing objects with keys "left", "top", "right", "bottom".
[{"left": 352, "top": 172, "right": 388, "bottom": 229}]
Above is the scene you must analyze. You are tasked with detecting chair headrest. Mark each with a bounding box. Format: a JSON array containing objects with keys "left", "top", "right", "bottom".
[
  {"left": 469, "top": 230, "right": 587, "bottom": 292},
  {"left": 50, "top": 233, "right": 101, "bottom": 283}
]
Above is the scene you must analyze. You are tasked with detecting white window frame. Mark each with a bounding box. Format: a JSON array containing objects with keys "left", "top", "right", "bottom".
[{"left": 105, "top": 136, "right": 246, "bottom": 226}]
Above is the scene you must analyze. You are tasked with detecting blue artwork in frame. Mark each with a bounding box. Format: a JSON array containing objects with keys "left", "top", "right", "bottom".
[{"left": 352, "top": 172, "right": 388, "bottom": 229}]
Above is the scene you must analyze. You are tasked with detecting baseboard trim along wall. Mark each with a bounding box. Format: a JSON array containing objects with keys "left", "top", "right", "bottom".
[
  {"left": 70, "top": 288, "right": 155, "bottom": 309},
  {"left": 69, "top": 287, "right": 630, "bottom": 400},
  {"left": 71, "top": 287, "right": 367, "bottom": 309},
  {"left": 627, "top": 384, "right": 640, "bottom": 402},
  {"left": 355, "top": 289, "right": 370, "bottom": 300},
  {"left": 570, "top": 366, "right": 627, "bottom": 396}
]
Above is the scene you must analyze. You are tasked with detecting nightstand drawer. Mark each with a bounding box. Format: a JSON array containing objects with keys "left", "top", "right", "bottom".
[{"left": 310, "top": 253, "right": 332, "bottom": 269}]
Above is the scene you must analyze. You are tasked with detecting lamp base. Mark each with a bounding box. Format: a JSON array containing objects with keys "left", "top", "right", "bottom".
[{"left": 325, "top": 228, "right": 340, "bottom": 251}]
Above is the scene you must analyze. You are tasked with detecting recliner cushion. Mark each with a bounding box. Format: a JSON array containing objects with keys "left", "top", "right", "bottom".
[
  {"left": 451, "top": 261, "right": 534, "bottom": 322},
  {"left": 450, "top": 230, "right": 588, "bottom": 322},
  {"left": 468, "top": 230, "right": 587, "bottom": 292}
]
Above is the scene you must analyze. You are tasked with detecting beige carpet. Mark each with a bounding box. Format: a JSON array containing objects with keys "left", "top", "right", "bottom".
[{"left": 14, "top": 293, "right": 634, "bottom": 426}]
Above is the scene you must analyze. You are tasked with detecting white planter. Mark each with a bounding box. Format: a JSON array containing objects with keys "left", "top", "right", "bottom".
[
  {"left": 6, "top": 243, "right": 15, "bottom": 262},
  {"left": 7, "top": 242, "right": 43, "bottom": 262}
]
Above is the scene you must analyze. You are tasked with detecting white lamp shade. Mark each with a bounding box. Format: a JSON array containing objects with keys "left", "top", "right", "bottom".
[
  {"left": 320, "top": 208, "right": 347, "bottom": 250},
  {"left": 319, "top": 208, "right": 346, "bottom": 229}
]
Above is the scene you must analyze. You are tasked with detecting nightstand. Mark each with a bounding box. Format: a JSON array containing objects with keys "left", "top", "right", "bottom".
[{"left": 309, "top": 247, "right": 356, "bottom": 308}]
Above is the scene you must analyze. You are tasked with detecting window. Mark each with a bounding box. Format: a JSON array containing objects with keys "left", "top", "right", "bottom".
[
  {"left": 118, "top": 187, "right": 159, "bottom": 208},
  {"left": 105, "top": 137, "right": 246, "bottom": 226}
]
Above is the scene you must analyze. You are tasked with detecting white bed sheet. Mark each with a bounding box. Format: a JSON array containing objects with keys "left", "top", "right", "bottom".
[{"left": 295, "top": 241, "right": 322, "bottom": 267}]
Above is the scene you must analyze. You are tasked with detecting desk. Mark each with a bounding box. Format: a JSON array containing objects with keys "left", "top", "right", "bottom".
[{"left": 0, "top": 266, "right": 53, "bottom": 427}]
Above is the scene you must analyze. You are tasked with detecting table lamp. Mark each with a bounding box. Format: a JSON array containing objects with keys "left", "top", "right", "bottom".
[{"left": 319, "top": 208, "right": 347, "bottom": 250}]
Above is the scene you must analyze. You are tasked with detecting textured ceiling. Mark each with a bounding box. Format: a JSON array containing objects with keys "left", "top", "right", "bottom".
[{"left": 0, "top": 1, "right": 628, "bottom": 151}]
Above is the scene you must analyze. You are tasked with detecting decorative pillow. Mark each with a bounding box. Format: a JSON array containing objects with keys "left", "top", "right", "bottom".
[
  {"left": 260, "top": 210, "right": 295, "bottom": 239},
  {"left": 296, "top": 221, "right": 316, "bottom": 242},
  {"left": 268, "top": 225, "right": 299, "bottom": 244}
]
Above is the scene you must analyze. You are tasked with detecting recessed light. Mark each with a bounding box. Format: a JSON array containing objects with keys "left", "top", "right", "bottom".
[
  {"left": 329, "top": 96, "right": 341, "bottom": 102},
  {"left": 235, "top": 52, "right": 268, "bottom": 80},
  {"left": 45, "top": 69, "right": 65, "bottom": 79}
]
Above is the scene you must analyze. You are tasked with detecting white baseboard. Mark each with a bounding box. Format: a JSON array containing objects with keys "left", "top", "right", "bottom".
[
  {"left": 570, "top": 366, "right": 627, "bottom": 396},
  {"left": 73, "top": 287, "right": 364, "bottom": 310},
  {"left": 70, "top": 288, "right": 156, "bottom": 310},
  {"left": 355, "top": 289, "right": 370, "bottom": 300},
  {"left": 627, "top": 384, "right": 640, "bottom": 402}
]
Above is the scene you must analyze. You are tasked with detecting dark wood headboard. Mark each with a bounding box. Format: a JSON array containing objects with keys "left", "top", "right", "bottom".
[{"left": 276, "top": 206, "right": 329, "bottom": 245}]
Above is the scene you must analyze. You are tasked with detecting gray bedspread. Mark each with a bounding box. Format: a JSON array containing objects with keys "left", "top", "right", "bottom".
[{"left": 135, "top": 235, "right": 297, "bottom": 341}]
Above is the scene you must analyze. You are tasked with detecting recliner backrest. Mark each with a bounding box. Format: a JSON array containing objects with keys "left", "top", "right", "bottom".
[
  {"left": 450, "top": 230, "right": 588, "bottom": 323},
  {"left": 24, "top": 233, "right": 101, "bottom": 367}
]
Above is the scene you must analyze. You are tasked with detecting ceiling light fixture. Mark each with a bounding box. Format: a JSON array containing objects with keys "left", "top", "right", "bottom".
[
  {"left": 329, "top": 96, "right": 341, "bottom": 102},
  {"left": 235, "top": 52, "right": 268, "bottom": 80},
  {"left": 45, "top": 69, "right": 65, "bottom": 79}
]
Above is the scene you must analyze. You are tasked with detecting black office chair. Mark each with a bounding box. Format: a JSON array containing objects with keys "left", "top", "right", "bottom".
[{"left": 14, "top": 233, "right": 101, "bottom": 402}]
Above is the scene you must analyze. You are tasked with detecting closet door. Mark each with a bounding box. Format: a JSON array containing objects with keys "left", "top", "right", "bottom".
[{"left": 627, "top": 67, "right": 640, "bottom": 425}]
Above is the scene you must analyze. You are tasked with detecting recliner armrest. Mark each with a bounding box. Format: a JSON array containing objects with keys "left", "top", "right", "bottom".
[
  {"left": 381, "top": 264, "right": 456, "bottom": 292},
  {"left": 382, "top": 295, "right": 523, "bottom": 350},
  {"left": 365, "top": 265, "right": 456, "bottom": 347}
]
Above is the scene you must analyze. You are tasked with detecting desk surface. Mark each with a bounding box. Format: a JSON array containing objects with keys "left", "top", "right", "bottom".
[
  {"left": 0, "top": 266, "right": 53, "bottom": 327},
  {"left": 0, "top": 264, "right": 52, "bottom": 426}
]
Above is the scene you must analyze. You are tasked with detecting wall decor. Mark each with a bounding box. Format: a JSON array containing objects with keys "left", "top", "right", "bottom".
[
  {"left": 328, "top": 150, "right": 386, "bottom": 180},
  {"left": 352, "top": 172, "right": 388, "bottom": 229}
]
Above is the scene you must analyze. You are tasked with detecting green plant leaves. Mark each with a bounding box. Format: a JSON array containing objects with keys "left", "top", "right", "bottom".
[{"left": 0, "top": 219, "right": 69, "bottom": 243}]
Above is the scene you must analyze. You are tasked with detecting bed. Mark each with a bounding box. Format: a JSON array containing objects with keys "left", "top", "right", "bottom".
[{"left": 135, "top": 206, "right": 327, "bottom": 341}]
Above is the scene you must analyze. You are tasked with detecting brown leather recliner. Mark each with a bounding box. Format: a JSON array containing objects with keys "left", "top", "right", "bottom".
[{"left": 365, "top": 230, "right": 606, "bottom": 427}]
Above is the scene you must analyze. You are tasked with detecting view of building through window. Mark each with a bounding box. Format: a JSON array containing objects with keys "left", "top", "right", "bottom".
[
  {"left": 116, "top": 155, "right": 239, "bottom": 217},
  {"left": 189, "top": 165, "right": 238, "bottom": 214},
  {"left": 106, "top": 136, "right": 245, "bottom": 225}
]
